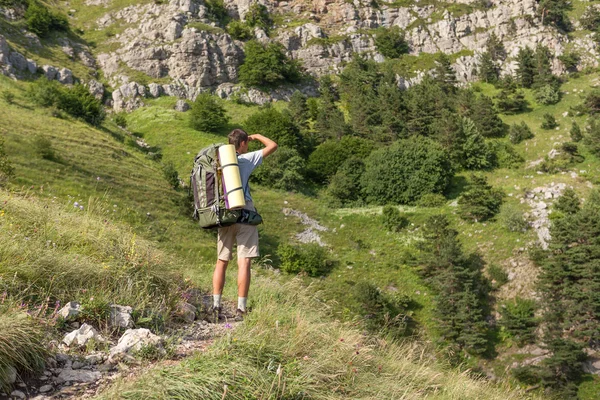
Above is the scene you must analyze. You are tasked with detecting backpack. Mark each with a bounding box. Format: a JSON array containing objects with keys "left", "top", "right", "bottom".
[{"left": 190, "top": 143, "right": 241, "bottom": 229}]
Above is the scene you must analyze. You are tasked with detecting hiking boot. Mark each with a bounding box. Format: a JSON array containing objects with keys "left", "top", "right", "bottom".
[
  {"left": 209, "top": 306, "right": 222, "bottom": 323},
  {"left": 234, "top": 308, "right": 246, "bottom": 322}
]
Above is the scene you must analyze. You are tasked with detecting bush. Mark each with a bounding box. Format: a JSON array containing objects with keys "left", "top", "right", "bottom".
[
  {"left": 534, "top": 84, "right": 560, "bottom": 105},
  {"left": 499, "top": 298, "right": 538, "bottom": 346},
  {"left": 361, "top": 137, "right": 453, "bottom": 205},
  {"left": 488, "top": 141, "right": 524, "bottom": 169},
  {"left": 353, "top": 282, "right": 413, "bottom": 336},
  {"left": 417, "top": 193, "right": 446, "bottom": 207},
  {"left": 244, "top": 107, "right": 305, "bottom": 152},
  {"left": 205, "top": 0, "right": 228, "bottom": 24},
  {"left": 374, "top": 26, "right": 409, "bottom": 59},
  {"left": 162, "top": 161, "right": 180, "bottom": 190},
  {"left": 245, "top": 4, "right": 272, "bottom": 32},
  {"left": 114, "top": 113, "right": 128, "bottom": 128},
  {"left": 189, "top": 93, "right": 229, "bottom": 132},
  {"left": 558, "top": 52, "right": 580, "bottom": 72},
  {"left": 509, "top": 121, "right": 534, "bottom": 144},
  {"left": 540, "top": 113, "right": 558, "bottom": 130},
  {"left": 326, "top": 157, "right": 365, "bottom": 206},
  {"left": 499, "top": 203, "right": 529, "bottom": 232},
  {"left": 33, "top": 135, "right": 55, "bottom": 160},
  {"left": 570, "top": 122, "right": 583, "bottom": 142},
  {"left": 381, "top": 206, "right": 409, "bottom": 232},
  {"left": 1, "top": 90, "right": 14, "bottom": 104},
  {"left": 584, "top": 89, "right": 600, "bottom": 115},
  {"left": 495, "top": 88, "right": 528, "bottom": 114},
  {"left": 227, "top": 20, "right": 253, "bottom": 40},
  {"left": 27, "top": 78, "right": 62, "bottom": 107},
  {"left": 277, "top": 243, "right": 333, "bottom": 277},
  {"left": 307, "top": 136, "right": 374, "bottom": 183},
  {"left": 25, "top": 2, "right": 68, "bottom": 37},
  {"left": 580, "top": 5, "right": 600, "bottom": 31},
  {"left": 458, "top": 175, "right": 504, "bottom": 222},
  {"left": 250, "top": 147, "right": 306, "bottom": 191},
  {"left": 488, "top": 264, "right": 509, "bottom": 287},
  {"left": 0, "top": 138, "right": 14, "bottom": 184},
  {"left": 554, "top": 187, "right": 580, "bottom": 215},
  {"left": 238, "top": 41, "right": 302, "bottom": 87}
]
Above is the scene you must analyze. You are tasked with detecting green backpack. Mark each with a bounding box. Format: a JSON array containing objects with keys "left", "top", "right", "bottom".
[{"left": 190, "top": 143, "right": 241, "bottom": 229}]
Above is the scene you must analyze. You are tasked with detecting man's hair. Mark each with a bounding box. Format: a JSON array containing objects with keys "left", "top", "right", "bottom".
[{"left": 228, "top": 129, "right": 248, "bottom": 150}]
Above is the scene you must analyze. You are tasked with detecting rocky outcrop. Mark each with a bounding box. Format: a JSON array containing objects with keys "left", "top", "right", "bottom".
[{"left": 0, "top": 34, "right": 37, "bottom": 79}]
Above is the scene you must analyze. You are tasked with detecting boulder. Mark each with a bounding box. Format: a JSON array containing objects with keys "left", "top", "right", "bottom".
[
  {"left": 56, "top": 68, "right": 74, "bottom": 85},
  {"left": 87, "top": 79, "right": 105, "bottom": 101},
  {"left": 110, "top": 304, "right": 134, "bottom": 328},
  {"left": 62, "top": 323, "right": 106, "bottom": 347},
  {"left": 41, "top": 65, "right": 58, "bottom": 80},
  {"left": 109, "top": 328, "right": 163, "bottom": 358},
  {"left": 1, "top": 365, "right": 17, "bottom": 384},
  {"left": 58, "top": 301, "right": 81, "bottom": 320},
  {"left": 55, "top": 369, "right": 101, "bottom": 384},
  {"left": 174, "top": 99, "right": 190, "bottom": 112},
  {"left": 147, "top": 82, "right": 163, "bottom": 98}
]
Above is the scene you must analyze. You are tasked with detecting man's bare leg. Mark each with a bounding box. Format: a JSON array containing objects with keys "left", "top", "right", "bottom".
[
  {"left": 213, "top": 259, "right": 229, "bottom": 309},
  {"left": 237, "top": 257, "right": 252, "bottom": 311}
]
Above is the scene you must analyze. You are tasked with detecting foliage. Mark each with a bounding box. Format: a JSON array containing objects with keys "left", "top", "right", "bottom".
[
  {"left": 515, "top": 47, "right": 536, "bottom": 88},
  {"left": 250, "top": 147, "right": 306, "bottom": 191},
  {"left": 361, "top": 137, "right": 453, "bottom": 205},
  {"left": 433, "top": 53, "right": 457, "bottom": 94},
  {"left": 584, "top": 89, "right": 600, "bottom": 115},
  {"left": 417, "top": 193, "right": 446, "bottom": 207},
  {"left": 287, "top": 90, "right": 309, "bottom": 129},
  {"left": 227, "top": 20, "right": 253, "bottom": 40},
  {"left": 114, "top": 113, "right": 128, "bottom": 129},
  {"left": 508, "top": 121, "right": 534, "bottom": 144},
  {"left": 487, "top": 264, "right": 508, "bottom": 287},
  {"left": 204, "top": 0, "right": 228, "bottom": 24},
  {"left": 27, "top": 77, "right": 62, "bottom": 107},
  {"left": 538, "top": 0, "right": 572, "bottom": 31},
  {"left": 189, "top": 93, "right": 229, "bottom": 133},
  {"left": 238, "top": 41, "right": 302, "bottom": 87},
  {"left": 1, "top": 90, "right": 14, "bottom": 104},
  {"left": 244, "top": 107, "right": 305, "bottom": 153},
  {"left": 417, "top": 215, "right": 490, "bottom": 355},
  {"left": 458, "top": 175, "right": 504, "bottom": 222},
  {"left": 326, "top": 157, "right": 365, "bottom": 206},
  {"left": 477, "top": 51, "right": 499, "bottom": 84},
  {"left": 381, "top": 206, "right": 409, "bottom": 232},
  {"left": 277, "top": 243, "right": 333, "bottom": 277},
  {"left": 0, "top": 138, "right": 14, "bottom": 184},
  {"left": 488, "top": 141, "right": 524, "bottom": 169},
  {"left": 580, "top": 5, "right": 600, "bottom": 31},
  {"left": 374, "top": 26, "right": 409, "bottom": 59},
  {"left": 469, "top": 95, "right": 507, "bottom": 138},
  {"left": 33, "top": 135, "right": 55, "bottom": 160},
  {"left": 307, "top": 136, "right": 374, "bottom": 183},
  {"left": 554, "top": 188, "right": 580, "bottom": 215},
  {"left": 558, "top": 52, "right": 580, "bottom": 72},
  {"left": 25, "top": 2, "right": 69, "bottom": 37},
  {"left": 162, "top": 161, "right": 180, "bottom": 190},
  {"left": 245, "top": 4, "right": 272, "bottom": 32},
  {"left": 498, "top": 203, "right": 529, "bottom": 232},
  {"left": 540, "top": 113, "right": 558, "bottom": 130},
  {"left": 314, "top": 76, "right": 348, "bottom": 141},
  {"left": 499, "top": 298, "right": 538, "bottom": 346},
  {"left": 353, "top": 282, "right": 413, "bottom": 336},
  {"left": 495, "top": 88, "right": 528, "bottom": 114},
  {"left": 570, "top": 122, "right": 582, "bottom": 142},
  {"left": 534, "top": 84, "right": 560, "bottom": 105},
  {"left": 486, "top": 32, "right": 506, "bottom": 61},
  {"left": 461, "top": 117, "right": 493, "bottom": 170}
]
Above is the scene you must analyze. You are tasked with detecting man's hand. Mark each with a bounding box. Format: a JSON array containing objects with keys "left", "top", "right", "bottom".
[{"left": 248, "top": 134, "right": 278, "bottom": 158}]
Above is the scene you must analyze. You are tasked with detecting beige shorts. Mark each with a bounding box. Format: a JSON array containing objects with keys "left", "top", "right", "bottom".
[{"left": 217, "top": 223, "right": 259, "bottom": 260}]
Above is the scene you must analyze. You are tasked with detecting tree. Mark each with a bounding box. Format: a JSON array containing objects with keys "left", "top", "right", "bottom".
[
  {"left": 238, "top": 41, "right": 302, "bottom": 87},
  {"left": 541, "top": 113, "right": 558, "bottom": 130},
  {"left": 245, "top": 4, "right": 272, "bottom": 32},
  {"left": 361, "top": 137, "right": 453, "bottom": 205},
  {"left": 534, "top": 84, "right": 560, "bottom": 105},
  {"left": 288, "top": 90, "right": 309, "bottom": 129},
  {"left": 189, "top": 93, "right": 229, "bottom": 132},
  {"left": 377, "top": 78, "right": 406, "bottom": 141},
  {"left": 584, "top": 89, "right": 600, "bottom": 115},
  {"left": 584, "top": 118, "right": 600, "bottom": 156},
  {"left": 405, "top": 76, "right": 451, "bottom": 136},
  {"left": 554, "top": 188, "right": 580, "bottom": 215},
  {"left": 462, "top": 117, "right": 493, "bottom": 170},
  {"left": 0, "top": 137, "right": 14, "bottom": 185},
  {"left": 516, "top": 47, "right": 536, "bottom": 88},
  {"left": 538, "top": 0, "right": 572, "bottom": 31},
  {"left": 499, "top": 298, "right": 538, "bottom": 346},
  {"left": 570, "top": 122, "right": 583, "bottom": 142},
  {"left": 580, "top": 5, "right": 600, "bottom": 31},
  {"left": 25, "top": 1, "right": 69, "bottom": 37},
  {"left": 314, "top": 76, "right": 347, "bottom": 141},
  {"left": 558, "top": 52, "right": 580, "bottom": 73},
  {"left": 307, "top": 136, "right": 374, "bottom": 183},
  {"left": 244, "top": 107, "right": 305, "bottom": 153},
  {"left": 469, "top": 95, "right": 507, "bottom": 137},
  {"left": 496, "top": 88, "right": 528, "bottom": 114},
  {"left": 327, "top": 157, "right": 366, "bottom": 206},
  {"left": 433, "top": 53, "right": 458, "bottom": 94},
  {"left": 251, "top": 147, "right": 306, "bottom": 191},
  {"left": 486, "top": 32, "right": 506, "bottom": 61},
  {"left": 374, "top": 26, "right": 409, "bottom": 59},
  {"left": 509, "top": 121, "right": 534, "bottom": 144},
  {"left": 458, "top": 174, "right": 504, "bottom": 222},
  {"left": 478, "top": 51, "right": 499, "bottom": 84}
]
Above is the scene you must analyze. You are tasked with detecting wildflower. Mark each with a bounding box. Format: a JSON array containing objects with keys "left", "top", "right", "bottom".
[
  {"left": 96, "top": 177, "right": 101, "bottom": 181},
  {"left": 224, "top": 323, "right": 232, "bottom": 329},
  {"left": 79, "top": 205, "right": 84, "bottom": 210},
  {"left": 74, "top": 202, "right": 79, "bottom": 207}
]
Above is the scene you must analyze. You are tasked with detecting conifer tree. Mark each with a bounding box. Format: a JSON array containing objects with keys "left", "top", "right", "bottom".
[
  {"left": 570, "top": 121, "right": 583, "bottom": 142},
  {"left": 405, "top": 76, "right": 450, "bottom": 136},
  {"left": 516, "top": 47, "right": 536, "bottom": 88},
  {"left": 315, "top": 77, "right": 347, "bottom": 141},
  {"left": 462, "top": 117, "right": 492, "bottom": 170},
  {"left": 288, "top": 90, "right": 309, "bottom": 129},
  {"left": 377, "top": 79, "right": 406, "bottom": 141},
  {"left": 458, "top": 175, "right": 504, "bottom": 222},
  {"left": 433, "top": 53, "right": 458, "bottom": 94},
  {"left": 554, "top": 188, "right": 580, "bottom": 215},
  {"left": 538, "top": 0, "right": 572, "bottom": 31},
  {"left": 486, "top": 32, "right": 506, "bottom": 61},
  {"left": 478, "top": 51, "right": 499, "bottom": 84},
  {"left": 470, "top": 95, "right": 507, "bottom": 137},
  {"left": 584, "top": 118, "right": 600, "bottom": 156}
]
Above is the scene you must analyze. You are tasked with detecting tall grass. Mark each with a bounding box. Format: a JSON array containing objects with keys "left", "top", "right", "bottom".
[{"left": 97, "top": 279, "right": 537, "bottom": 400}]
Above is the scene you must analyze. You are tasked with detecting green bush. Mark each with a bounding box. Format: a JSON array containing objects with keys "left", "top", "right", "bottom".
[
  {"left": 361, "top": 137, "right": 453, "bottom": 205},
  {"left": 0, "top": 138, "right": 14, "bottom": 184},
  {"left": 558, "top": 52, "right": 580, "bottom": 72},
  {"left": 540, "top": 113, "right": 558, "bottom": 130},
  {"left": 277, "top": 243, "right": 333, "bottom": 277},
  {"left": 499, "top": 203, "right": 529, "bottom": 232},
  {"left": 25, "top": 2, "right": 69, "bottom": 37},
  {"left": 162, "top": 161, "right": 180, "bottom": 190},
  {"left": 353, "top": 282, "right": 413, "bottom": 336},
  {"left": 244, "top": 107, "right": 305, "bottom": 153},
  {"left": 499, "top": 298, "right": 538, "bottom": 346},
  {"left": 488, "top": 141, "right": 524, "bottom": 169},
  {"left": 417, "top": 193, "right": 446, "bottom": 207},
  {"left": 307, "top": 136, "right": 374, "bottom": 183},
  {"left": 381, "top": 205, "right": 409, "bottom": 232},
  {"left": 326, "top": 157, "right": 365, "bottom": 206},
  {"left": 227, "top": 20, "right": 253, "bottom": 40},
  {"left": 534, "top": 84, "right": 560, "bottom": 105},
  {"left": 114, "top": 113, "right": 128, "bottom": 128},
  {"left": 33, "top": 135, "right": 55, "bottom": 160},
  {"left": 374, "top": 26, "right": 409, "bottom": 59},
  {"left": 488, "top": 264, "right": 509, "bottom": 287},
  {"left": 554, "top": 187, "right": 580, "bottom": 215},
  {"left": 1, "top": 90, "right": 14, "bottom": 105},
  {"left": 27, "top": 78, "right": 62, "bottom": 107},
  {"left": 238, "top": 41, "right": 302, "bottom": 87},
  {"left": 205, "top": 0, "right": 228, "bottom": 24},
  {"left": 245, "top": 4, "right": 272, "bottom": 32},
  {"left": 189, "top": 93, "right": 229, "bottom": 132},
  {"left": 570, "top": 122, "right": 583, "bottom": 142},
  {"left": 508, "top": 121, "right": 534, "bottom": 144},
  {"left": 250, "top": 147, "right": 306, "bottom": 191},
  {"left": 458, "top": 175, "right": 504, "bottom": 222}
]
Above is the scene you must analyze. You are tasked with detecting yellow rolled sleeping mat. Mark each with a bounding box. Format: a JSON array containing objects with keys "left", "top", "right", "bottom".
[{"left": 218, "top": 144, "right": 246, "bottom": 210}]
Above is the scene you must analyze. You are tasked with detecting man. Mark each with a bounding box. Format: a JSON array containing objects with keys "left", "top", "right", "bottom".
[{"left": 212, "top": 129, "right": 278, "bottom": 321}]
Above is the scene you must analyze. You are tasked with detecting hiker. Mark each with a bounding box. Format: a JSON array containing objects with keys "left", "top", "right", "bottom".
[{"left": 212, "top": 129, "right": 278, "bottom": 320}]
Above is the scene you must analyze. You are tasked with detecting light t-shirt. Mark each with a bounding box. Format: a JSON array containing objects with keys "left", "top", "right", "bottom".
[{"left": 238, "top": 150, "right": 263, "bottom": 205}]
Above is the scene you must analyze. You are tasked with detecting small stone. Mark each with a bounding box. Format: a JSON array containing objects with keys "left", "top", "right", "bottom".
[
  {"left": 110, "top": 305, "right": 134, "bottom": 328},
  {"left": 72, "top": 361, "right": 85, "bottom": 370},
  {"left": 85, "top": 354, "right": 103, "bottom": 365},
  {"left": 58, "top": 301, "right": 81, "bottom": 320},
  {"left": 55, "top": 369, "right": 101, "bottom": 384},
  {"left": 63, "top": 324, "right": 106, "bottom": 347},
  {"left": 175, "top": 302, "right": 196, "bottom": 323},
  {"left": 10, "top": 390, "right": 25, "bottom": 399},
  {"left": 39, "top": 385, "right": 53, "bottom": 393}
]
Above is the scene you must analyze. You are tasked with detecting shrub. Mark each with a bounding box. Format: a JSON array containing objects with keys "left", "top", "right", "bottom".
[
  {"left": 509, "top": 121, "right": 534, "bottom": 144},
  {"left": 417, "top": 193, "right": 446, "bottom": 207},
  {"left": 245, "top": 107, "right": 305, "bottom": 153},
  {"left": 488, "top": 264, "right": 509, "bottom": 287},
  {"left": 495, "top": 88, "right": 528, "bottom": 114},
  {"left": 361, "top": 137, "right": 453, "bottom": 205},
  {"left": 245, "top": 4, "right": 272, "bottom": 32},
  {"left": 189, "top": 93, "right": 229, "bottom": 132},
  {"left": 27, "top": 78, "right": 62, "bottom": 107},
  {"left": 499, "top": 203, "right": 529, "bottom": 232},
  {"left": 488, "top": 141, "right": 524, "bottom": 169},
  {"left": 205, "top": 0, "right": 228, "bottom": 24},
  {"left": 353, "top": 282, "right": 413, "bottom": 336},
  {"left": 580, "top": 5, "right": 600, "bottom": 30},
  {"left": 0, "top": 138, "right": 14, "bottom": 184},
  {"left": 58, "top": 84, "right": 105, "bottom": 126},
  {"left": 114, "top": 113, "right": 128, "bottom": 128},
  {"left": 374, "top": 26, "right": 409, "bottom": 59},
  {"left": 326, "top": 157, "right": 365, "bottom": 206},
  {"left": 554, "top": 187, "right": 580, "bottom": 215},
  {"left": 499, "top": 298, "right": 538, "bottom": 346},
  {"left": 250, "top": 147, "right": 306, "bottom": 191},
  {"left": 307, "top": 136, "right": 374, "bottom": 183},
  {"left": 540, "top": 113, "right": 558, "bottom": 130},
  {"left": 33, "top": 135, "right": 55, "bottom": 160},
  {"left": 162, "top": 161, "right": 180, "bottom": 189},
  {"left": 238, "top": 41, "right": 302, "bottom": 87},
  {"left": 558, "top": 52, "right": 580, "bottom": 72},
  {"left": 584, "top": 89, "right": 600, "bottom": 115},
  {"left": 458, "top": 174, "right": 504, "bottom": 222},
  {"left": 227, "top": 20, "right": 253, "bottom": 40},
  {"left": 277, "top": 243, "right": 333, "bottom": 277},
  {"left": 570, "top": 122, "right": 583, "bottom": 142},
  {"left": 381, "top": 206, "right": 409, "bottom": 232},
  {"left": 1, "top": 90, "right": 14, "bottom": 104},
  {"left": 25, "top": 2, "right": 68, "bottom": 37},
  {"left": 534, "top": 84, "right": 560, "bottom": 105}
]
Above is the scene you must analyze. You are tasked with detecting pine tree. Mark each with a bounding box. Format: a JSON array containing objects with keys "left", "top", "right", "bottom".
[
  {"left": 288, "top": 90, "right": 309, "bottom": 129},
  {"left": 541, "top": 113, "right": 558, "bottom": 130},
  {"left": 405, "top": 76, "right": 450, "bottom": 136},
  {"left": 486, "top": 32, "right": 506, "bottom": 61},
  {"left": 533, "top": 44, "right": 556, "bottom": 89},
  {"left": 462, "top": 117, "right": 492, "bottom": 170},
  {"left": 315, "top": 77, "right": 347, "bottom": 141},
  {"left": 478, "top": 51, "right": 499, "bottom": 84},
  {"left": 516, "top": 47, "right": 536, "bottom": 88},
  {"left": 470, "top": 95, "right": 507, "bottom": 137},
  {"left": 431, "top": 110, "right": 465, "bottom": 170},
  {"left": 570, "top": 122, "right": 583, "bottom": 142},
  {"left": 377, "top": 78, "right": 406, "bottom": 141},
  {"left": 458, "top": 174, "right": 504, "bottom": 222},
  {"left": 538, "top": 0, "right": 572, "bottom": 31},
  {"left": 433, "top": 53, "right": 458, "bottom": 94},
  {"left": 554, "top": 188, "right": 580, "bottom": 215}
]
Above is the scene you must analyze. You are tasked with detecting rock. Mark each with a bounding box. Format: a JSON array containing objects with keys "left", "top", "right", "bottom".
[
  {"left": 1, "top": 365, "right": 17, "bottom": 384},
  {"left": 147, "top": 82, "right": 163, "bottom": 98},
  {"left": 39, "top": 385, "right": 53, "bottom": 393},
  {"left": 87, "top": 80, "right": 105, "bottom": 101},
  {"left": 55, "top": 369, "right": 101, "bottom": 384},
  {"left": 41, "top": 65, "right": 58, "bottom": 80},
  {"left": 176, "top": 302, "right": 196, "bottom": 322},
  {"left": 71, "top": 360, "right": 85, "bottom": 370},
  {"left": 110, "top": 304, "right": 134, "bottom": 328},
  {"left": 58, "top": 301, "right": 81, "bottom": 320},
  {"left": 10, "top": 390, "right": 25, "bottom": 399},
  {"left": 56, "top": 68, "right": 74, "bottom": 85},
  {"left": 62, "top": 323, "right": 106, "bottom": 347},
  {"left": 55, "top": 353, "right": 69, "bottom": 364},
  {"left": 109, "top": 328, "right": 163, "bottom": 359},
  {"left": 85, "top": 354, "right": 104, "bottom": 365},
  {"left": 174, "top": 99, "right": 190, "bottom": 112}
]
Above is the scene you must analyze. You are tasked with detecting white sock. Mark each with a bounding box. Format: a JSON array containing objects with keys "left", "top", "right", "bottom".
[
  {"left": 238, "top": 297, "right": 247, "bottom": 312},
  {"left": 213, "top": 294, "right": 221, "bottom": 308}
]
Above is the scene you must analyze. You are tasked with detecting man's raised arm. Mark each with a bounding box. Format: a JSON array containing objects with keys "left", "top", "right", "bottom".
[{"left": 248, "top": 134, "right": 278, "bottom": 158}]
